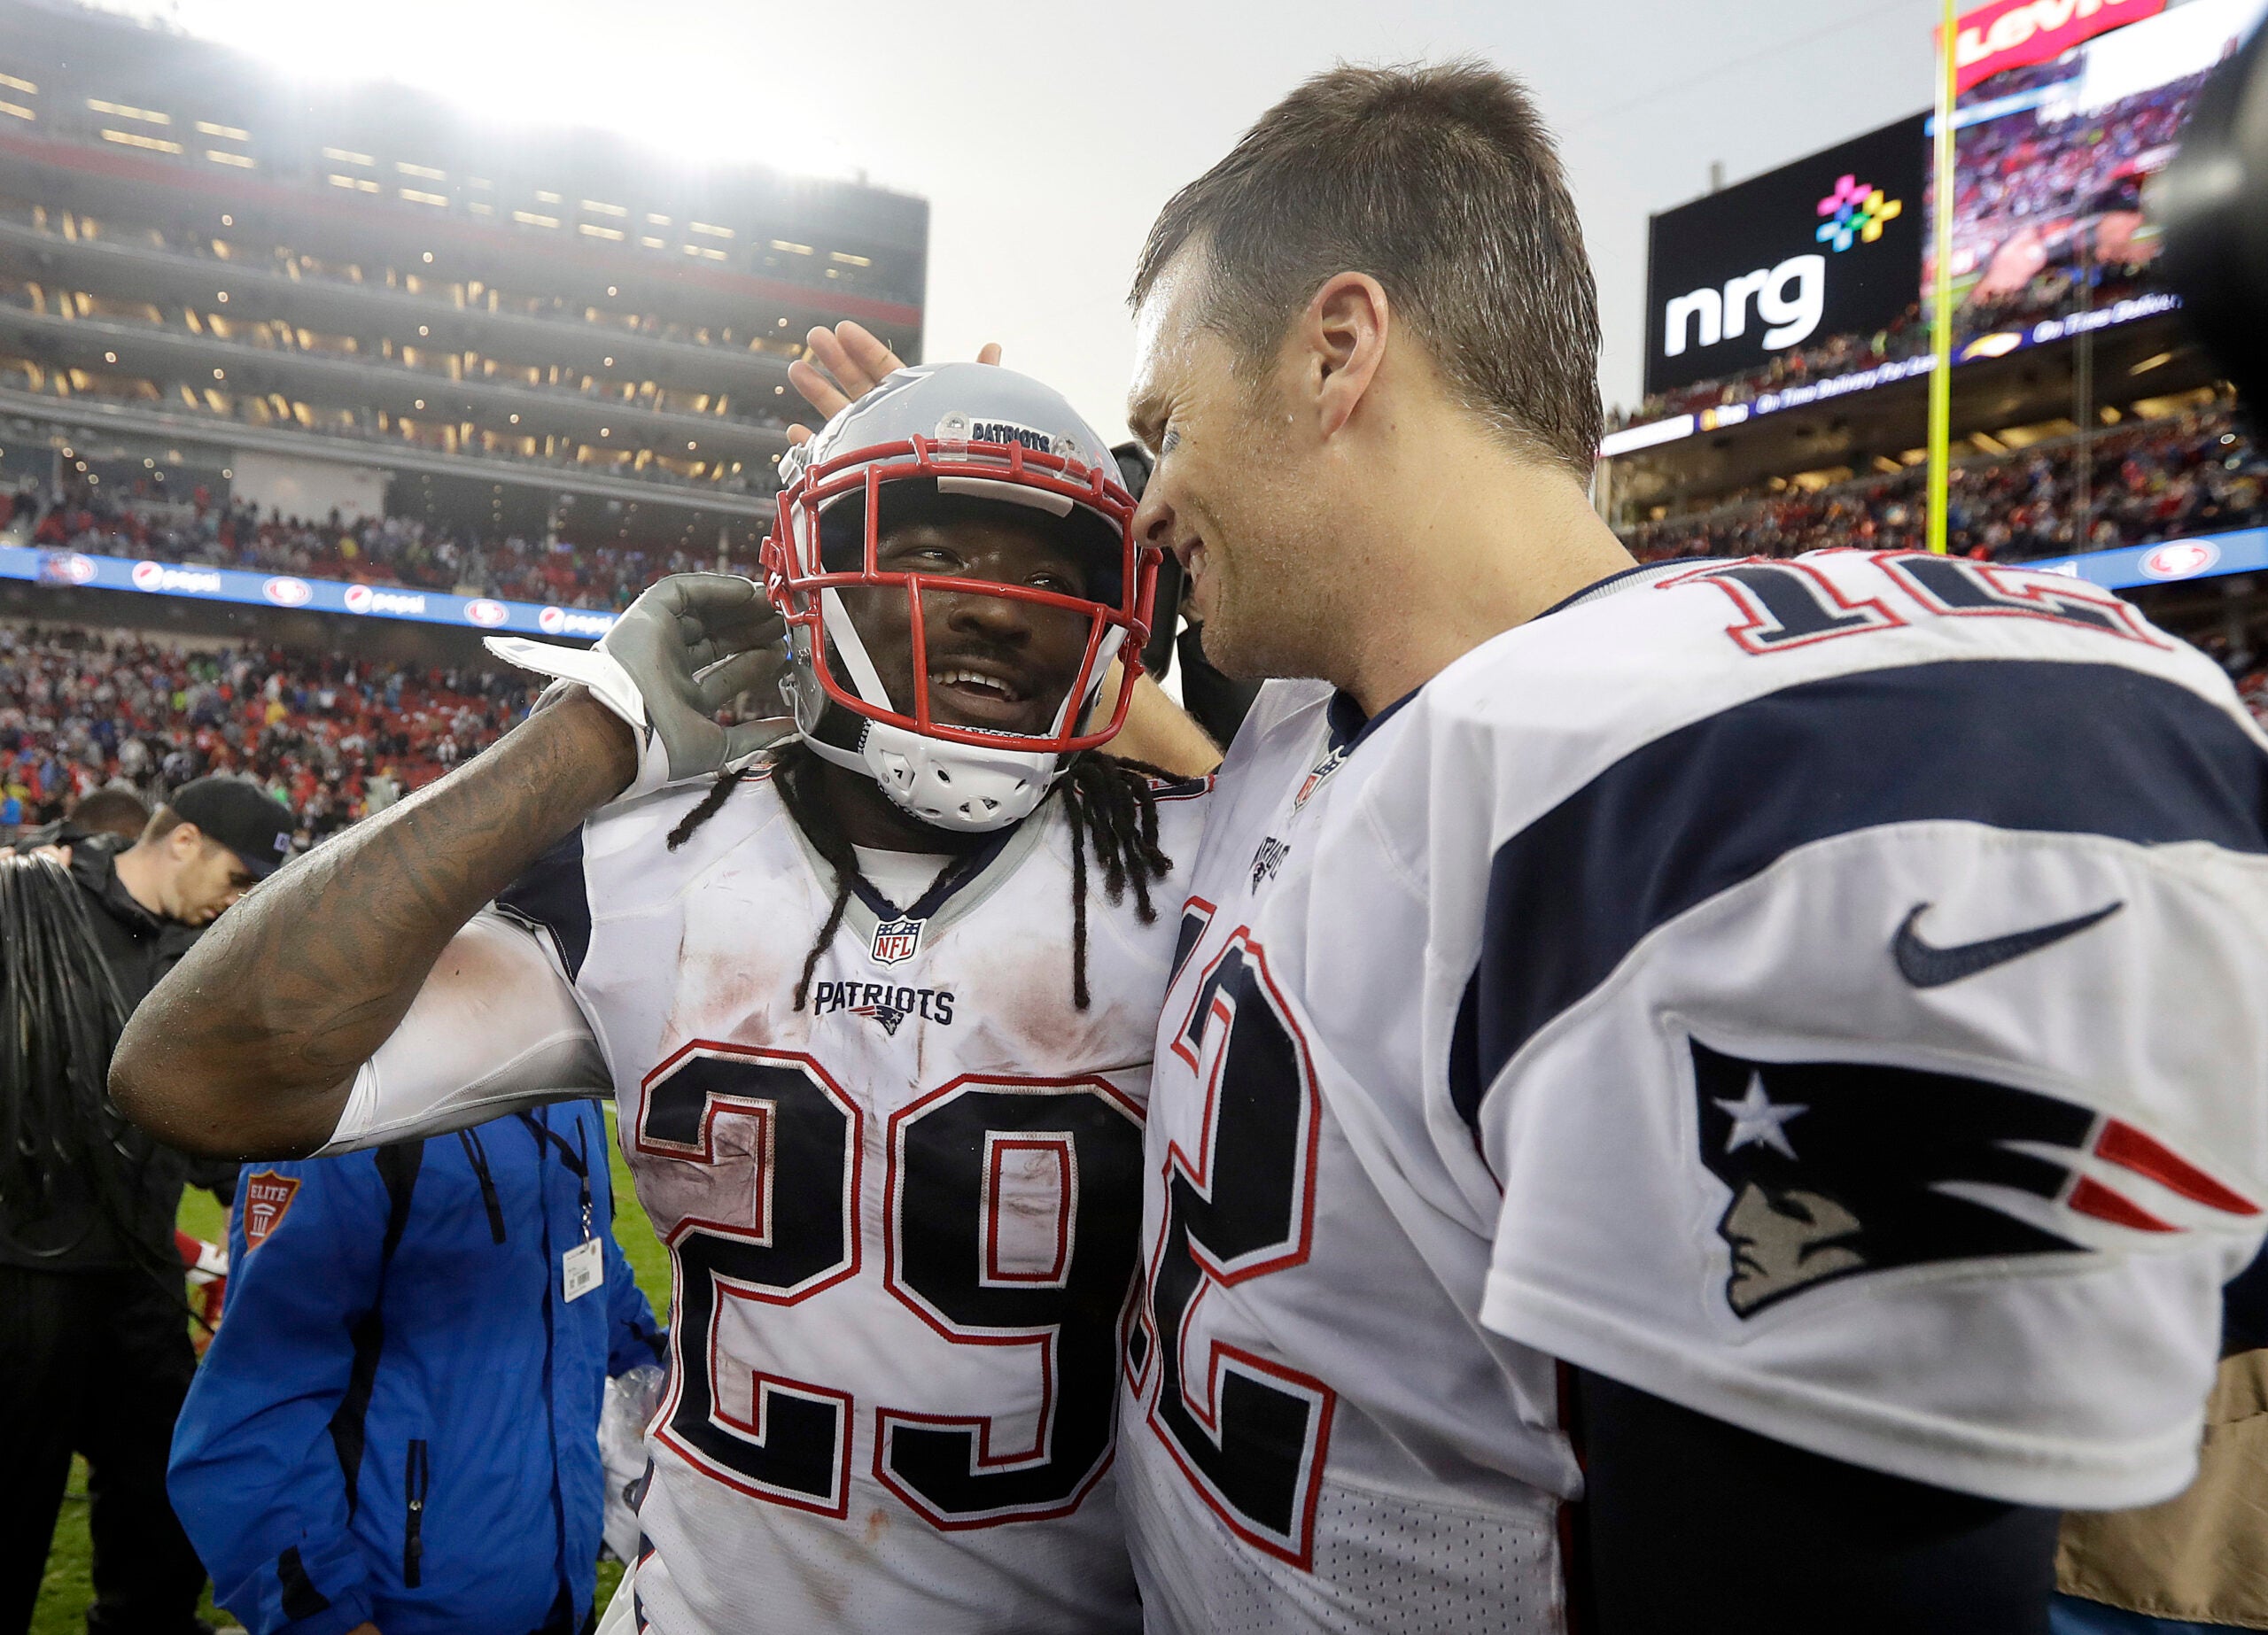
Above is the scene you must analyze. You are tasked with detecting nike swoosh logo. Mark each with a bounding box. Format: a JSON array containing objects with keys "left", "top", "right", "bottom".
[{"left": 1892, "top": 900, "right": 2124, "bottom": 989}]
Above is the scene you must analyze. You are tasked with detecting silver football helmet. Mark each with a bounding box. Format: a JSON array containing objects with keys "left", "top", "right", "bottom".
[{"left": 762, "top": 362, "right": 1157, "bottom": 833}]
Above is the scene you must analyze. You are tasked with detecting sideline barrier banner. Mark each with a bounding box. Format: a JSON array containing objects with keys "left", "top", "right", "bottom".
[
  {"left": 2031, "top": 524, "right": 2268, "bottom": 592},
  {"left": 0, "top": 543, "right": 622, "bottom": 640},
  {"left": 10, "top": 530, "right": 2255, "bottom": 637}
]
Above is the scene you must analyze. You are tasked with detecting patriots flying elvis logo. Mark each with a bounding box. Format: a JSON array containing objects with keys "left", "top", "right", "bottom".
[{"left": 1690, "top": 1038, "right": 2260, "bottom": 1317}]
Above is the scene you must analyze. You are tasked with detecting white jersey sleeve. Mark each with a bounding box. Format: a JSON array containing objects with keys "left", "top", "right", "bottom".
[
  {"left": 1379, "top": 552, "right": 2268, "bottom": 1511},
  {"left": 316, "top": 907, "right": 609, "bottom": 1154}
]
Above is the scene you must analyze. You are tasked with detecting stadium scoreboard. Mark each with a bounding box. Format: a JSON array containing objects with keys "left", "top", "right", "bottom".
[{"left": 1643, "top": 116, "right": 1928, "bottom": 399}]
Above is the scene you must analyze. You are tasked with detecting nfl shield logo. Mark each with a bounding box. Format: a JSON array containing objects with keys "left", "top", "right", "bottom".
[
  {"left": 872, "top": 916, "right": 924, "bottom": 966},
  {"left": 1293, "top": 745, "right": 1349, "bottom": 813}
]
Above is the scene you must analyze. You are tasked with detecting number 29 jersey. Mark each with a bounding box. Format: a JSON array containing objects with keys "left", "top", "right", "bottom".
[
  {"left": 1122, "top": 550, "right": 2268, "bottom": 1632},
  {"left": 498, "top": 764, "right": 1208, "bottom": 1634}
]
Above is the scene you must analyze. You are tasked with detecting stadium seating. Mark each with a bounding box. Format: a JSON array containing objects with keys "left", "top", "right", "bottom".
[
  {"left": 0, "top": 624, "right": 536, "bottom": 841},
  {"left": 1618, "top": 407, "right": 2266, "bottom": 565}
]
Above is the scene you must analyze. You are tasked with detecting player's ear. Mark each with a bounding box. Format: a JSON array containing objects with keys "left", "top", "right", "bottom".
[{"left": 1299, "top": 272, "right": 1391, "bottom": 442}]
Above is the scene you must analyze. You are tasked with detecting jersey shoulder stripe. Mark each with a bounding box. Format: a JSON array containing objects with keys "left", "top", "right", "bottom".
[
  {"left": 1444, "top": 655, "right": 2268, "bottom": 1137},
  {"left": 495, "top": 828, "right": 592, "bottom": 979},
  {"left": 494, "top": 769, "right": 781, "bottom": 973}
]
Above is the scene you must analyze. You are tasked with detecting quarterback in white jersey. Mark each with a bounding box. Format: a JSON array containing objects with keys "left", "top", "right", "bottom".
[
  {"left": 114, "top": 362, "right": 1216, "bottom": 1634},
  {"left": 1122, "top": 548, "right": 2268, "bottom": 1628},
  {"left": 1116, "top": 58, "right": 2268, "bottom": 1633}
]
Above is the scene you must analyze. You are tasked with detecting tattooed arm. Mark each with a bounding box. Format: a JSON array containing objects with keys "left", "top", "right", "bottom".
[{"left": 109, "top": 691, "right": 636, "bottom": 1158}]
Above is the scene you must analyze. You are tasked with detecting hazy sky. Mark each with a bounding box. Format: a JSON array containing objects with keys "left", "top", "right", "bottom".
[{"left": 113, "top": 0, "right": 1949, "bottom": 441}]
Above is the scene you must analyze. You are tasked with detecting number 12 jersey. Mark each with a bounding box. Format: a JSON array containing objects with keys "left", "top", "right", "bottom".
[{"left": 1122, "top": 550, "right": 2268, "bottom": 1632}]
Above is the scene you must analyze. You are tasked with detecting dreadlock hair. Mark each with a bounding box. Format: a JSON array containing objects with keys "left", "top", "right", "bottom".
[{"left": 665, "top": 740, "right": 1177, "bottom": 1013}]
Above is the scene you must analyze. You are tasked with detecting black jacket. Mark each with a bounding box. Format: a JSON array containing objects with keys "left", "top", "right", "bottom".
[{"left": 0, "top": 833, "right": 232, "bottom": 1272}]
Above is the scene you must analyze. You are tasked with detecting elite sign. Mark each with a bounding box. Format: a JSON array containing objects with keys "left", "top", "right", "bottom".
[{"left": 1643, "top": 115, "right": 1929, "bottom": 399}]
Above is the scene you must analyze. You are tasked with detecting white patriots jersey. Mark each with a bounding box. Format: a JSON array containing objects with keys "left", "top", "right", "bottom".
[
  {"left": 1122, "top": 549, "right": 2268, "bottom": 1632},
  {"left": 491, "top": 765, "right": 1209, "bottom": 1634}
]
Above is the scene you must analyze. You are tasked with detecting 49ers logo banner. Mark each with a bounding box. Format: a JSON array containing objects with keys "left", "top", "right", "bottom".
[
  {"left": 1946, "top": 0, "right": 2164, "bottom": 93},
  {"left": 242, "top": 1170, "right": 301, "bottom": 1251}
]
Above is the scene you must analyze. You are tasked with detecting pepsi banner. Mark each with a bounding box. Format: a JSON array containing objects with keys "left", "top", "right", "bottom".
[
  {"left": 1644, "top": 115, "right": 1930, "bottom": 399},
  {"left": 1, "top": 544, "right": 622, "bottom": 640}
]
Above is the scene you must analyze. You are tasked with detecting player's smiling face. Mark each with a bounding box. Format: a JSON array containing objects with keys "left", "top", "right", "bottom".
[
  {"left": 1128, "top": 246, "right": 1341, "bottom": 684},
  {"left": 835, "top": 510, "right": 1101, "bottom": 737}
]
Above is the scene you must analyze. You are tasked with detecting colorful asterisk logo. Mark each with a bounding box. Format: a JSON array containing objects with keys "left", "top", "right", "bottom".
[{"left": 1815, "top": 174, "right": 1902, "bottom": 252}]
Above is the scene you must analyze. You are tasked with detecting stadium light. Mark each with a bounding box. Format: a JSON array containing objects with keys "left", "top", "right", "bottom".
[{"left": 148, "top": 1, "right": 861, "bottom": 180}]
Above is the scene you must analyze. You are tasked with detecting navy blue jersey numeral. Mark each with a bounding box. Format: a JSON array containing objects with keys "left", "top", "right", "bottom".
[
  {"left": 1141, "top": 931, "right": 1335, "bottom": 1567},
  {"left": 638, "top": 1047, "right": 1146, "bottom": 1530},
  {"left": 1883, "top": 554, "right": 2160, "bottom": 642},
  {"left": 1667, "top": 559, "right": 1906, "bottom": 653},
  {"left": 879, "top": 1079, "right": 1146, "bottom": 1526},
  {"left": 638, "top": 1044, "right": 862, "bottom": 1515}
]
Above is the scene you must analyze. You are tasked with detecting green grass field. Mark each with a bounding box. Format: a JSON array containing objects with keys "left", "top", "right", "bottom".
[{"left": 34, "top": 1109, "right": 667, "bottom": 1633}]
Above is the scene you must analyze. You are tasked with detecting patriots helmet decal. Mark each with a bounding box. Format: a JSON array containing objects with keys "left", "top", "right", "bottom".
[{"left": 1690, "top": 1039, "right": 2260, "bottom": 1318}]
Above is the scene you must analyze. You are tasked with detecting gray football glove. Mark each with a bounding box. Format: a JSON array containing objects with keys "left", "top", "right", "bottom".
[{"left": 487, "top": 573, "right": 796, "bottom": 801}]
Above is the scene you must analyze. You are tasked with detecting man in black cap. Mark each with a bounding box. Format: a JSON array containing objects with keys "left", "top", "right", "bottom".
[{"left": 0, "top": 775, "right": 294, "bottom": 1635}]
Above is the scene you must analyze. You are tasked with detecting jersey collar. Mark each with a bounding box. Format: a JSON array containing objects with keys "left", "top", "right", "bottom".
[
  {"left": 1324, "top": 686, "right": 1418, "bottom": 755},
  {"left": 1533, "top": 558, "right": 1691, "bottom": 620},
  {"left": 783, "top": 802, "right": 1052, "bottom": 953},
  {"left": 1323, "top": 561, "right": 1678, "bottom": 752},
  {"left": 843, "top": 825, "right": 1018, "bottom": 922}
]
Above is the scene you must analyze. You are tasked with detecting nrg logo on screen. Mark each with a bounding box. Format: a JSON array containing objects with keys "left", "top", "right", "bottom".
[{"left": 1662, "top": 174, "right": 1904, "bottom": 360}]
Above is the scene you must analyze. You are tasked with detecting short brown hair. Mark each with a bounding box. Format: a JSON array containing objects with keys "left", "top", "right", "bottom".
[
  {"left": 1131, "top": 61, "right": 1603, "bottom": 478},
  {"left": 72, "top": 787, "right": 151, "bottom": 841}
]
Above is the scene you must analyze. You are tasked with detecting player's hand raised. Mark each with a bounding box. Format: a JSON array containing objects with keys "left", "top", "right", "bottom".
[
  {"left": 488, "top": 574, "right": 795, "bottom": 802},
  {"left": 786, "top": 322, "right": 1003, "bottom": 446}
]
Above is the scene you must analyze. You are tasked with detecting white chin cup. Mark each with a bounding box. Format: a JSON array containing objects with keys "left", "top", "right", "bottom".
[{"left": 858, "top": 718, "right": 1052, "bottom": 833}]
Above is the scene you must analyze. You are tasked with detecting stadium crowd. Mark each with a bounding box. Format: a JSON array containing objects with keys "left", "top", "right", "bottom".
[
  {"left": 1946, "top": 63, "right": 2196, "bottom": 305},
  {"left": 0, "top": 624, "right": 534, "bottom": 847},
  {"left": 11, "top": 480, "right": 760, "bottom": 609},
  {"left": 1618, "top": 407, "right": 2266, "bottom": 565}
]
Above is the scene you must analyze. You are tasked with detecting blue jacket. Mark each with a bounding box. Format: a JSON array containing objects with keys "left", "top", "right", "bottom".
[{"left": 169, "top": 1104, "right": 663, "bottom": 1635}]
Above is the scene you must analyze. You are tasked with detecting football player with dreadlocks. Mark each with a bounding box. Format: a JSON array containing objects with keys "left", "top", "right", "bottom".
[{"left": 113, "top": 362, "right": 1215, "bottom": 1634}]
